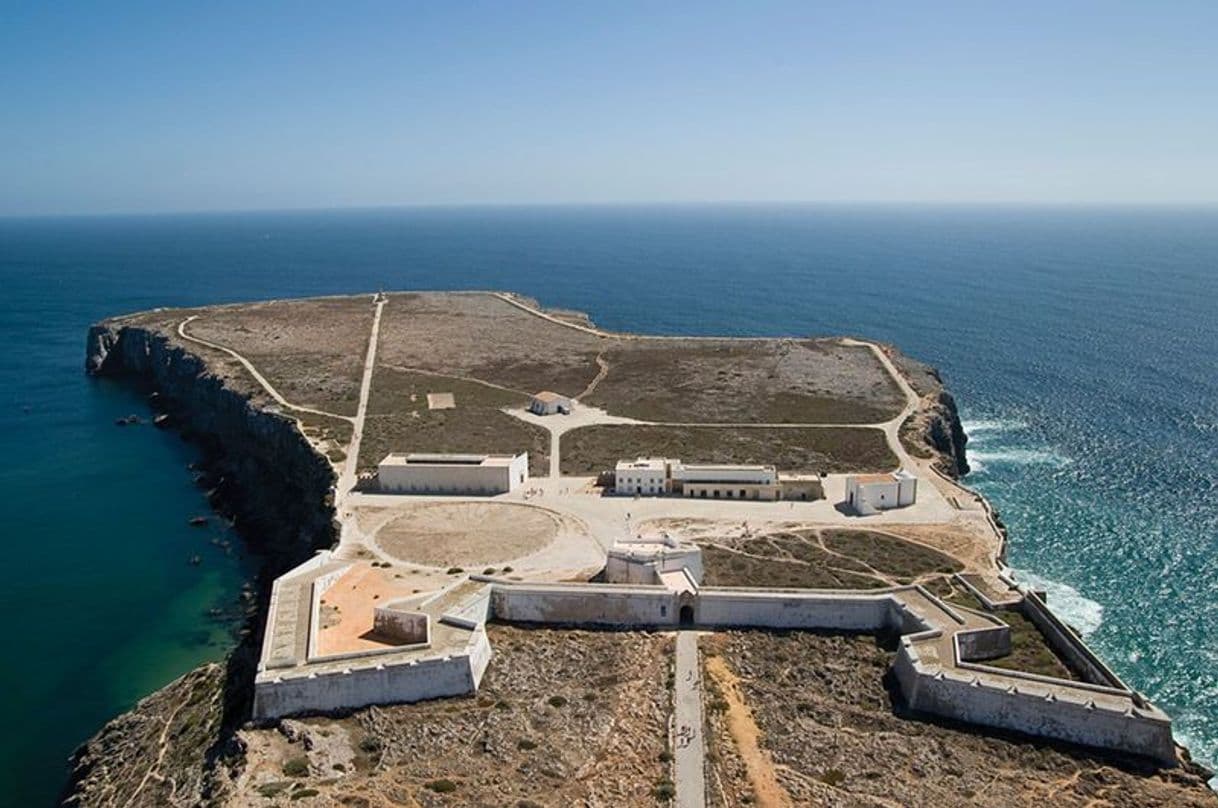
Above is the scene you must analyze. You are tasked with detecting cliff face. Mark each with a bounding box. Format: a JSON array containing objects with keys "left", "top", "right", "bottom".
[
  {"left": 886, "top": 347, "right": 969, "bottom": 478},
  {"left": 920, "top": 387, "right": 970, "bottom": 477},
  {"left": 85, "top": 321, "right": 337, "bottom": 566},
  {"left": 63, "top": 321, "right": 339, "bottom": 806}
]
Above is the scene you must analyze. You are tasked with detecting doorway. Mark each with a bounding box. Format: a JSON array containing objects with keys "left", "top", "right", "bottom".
[{"left": 679, "top": 604, "right": 694, "bottom": 626}]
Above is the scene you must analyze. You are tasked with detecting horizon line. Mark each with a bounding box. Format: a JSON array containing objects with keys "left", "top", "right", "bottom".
[{"left": 5, "top": 198, "right": 1218, "bottom": 221}]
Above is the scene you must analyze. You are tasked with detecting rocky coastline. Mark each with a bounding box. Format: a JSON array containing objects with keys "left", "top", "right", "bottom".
[{"left": 62, "top": 320, "right": 340, "bottom": 806}]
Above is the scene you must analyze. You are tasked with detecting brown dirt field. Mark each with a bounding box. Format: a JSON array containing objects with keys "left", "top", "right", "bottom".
[
  {"left": 375, "top": 292, "right": 606, "bottom": 397},
  {"left": 366, "top": 501, "right": 561, "bottom": 567},
  {"left": 706, "top": 631, "right": 1217, "bottom": 807},
  {"left": 584, "top": 339, "right": 905, "bottom": 423},
  {"left": 704, "top": 653, "right": 791, "bottom": 808},
  {"left": 561, "top": 424, "right": 896, "bottom": 476},
  {"left": 230, "top": 626, "right": 675, "bottom": 806}
]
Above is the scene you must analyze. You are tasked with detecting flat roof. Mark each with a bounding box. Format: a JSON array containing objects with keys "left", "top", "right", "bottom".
[
  {"left": 854, "top": 473, "right": 897, "bottom": 484},
  {"left": 381, "top": 452, "right": 522, "bottom": 467},
  {"left": 616, "top": 457, "right": 669, "bottom": 470},
  {"left": 680, "top": 463, "right": 775, "bottom": 472}
]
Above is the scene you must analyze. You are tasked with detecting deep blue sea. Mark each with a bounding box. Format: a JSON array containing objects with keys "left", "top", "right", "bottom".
[{"left": 1, "top": 205, "right": 1215, "bottom": 804}]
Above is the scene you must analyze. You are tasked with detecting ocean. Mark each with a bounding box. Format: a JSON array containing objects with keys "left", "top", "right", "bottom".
[{"left": 1, "top": 205, "right": 1215, "bottom": 804}]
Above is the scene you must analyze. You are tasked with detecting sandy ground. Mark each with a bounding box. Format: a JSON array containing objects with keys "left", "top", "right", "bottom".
[
  {"left": 315, "top": 563, "right": 438, "bottom": 656},
  {"left": 351, "top": 499, "right": 602, "bottom": 576}
]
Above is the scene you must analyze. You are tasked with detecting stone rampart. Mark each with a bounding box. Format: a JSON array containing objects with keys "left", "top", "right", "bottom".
[
  {"left": 896, "top": 641, "right": 1175, "bottom": 764},
  {"left": 253, "top": 632, "right": 489, "bottom": 718},
  {"left": 1019, "top": 590, "right": 1125, "bottom": 688}
]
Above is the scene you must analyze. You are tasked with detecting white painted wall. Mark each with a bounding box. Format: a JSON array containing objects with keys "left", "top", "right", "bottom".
[
  {"left": 253, "top": 652, "right": 481, "bottom": 719},
  {"left": 378, "top": 454, "right": 527, "bottom": 495}
]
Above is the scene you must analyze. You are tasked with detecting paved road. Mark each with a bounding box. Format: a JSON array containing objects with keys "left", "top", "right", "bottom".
[
  {"left": 674, "top": 631, "right": 706, "bottom": 808},
  {"left": 337, "top": 294, "right": 386, "bottom": 510}
]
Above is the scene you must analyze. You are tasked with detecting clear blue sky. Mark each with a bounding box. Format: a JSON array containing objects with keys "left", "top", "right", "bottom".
[{"left": 3, "top": 1, "right": 1217, "bottom": 215}]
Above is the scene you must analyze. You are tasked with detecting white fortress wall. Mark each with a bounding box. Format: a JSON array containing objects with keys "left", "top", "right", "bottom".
[
  {"left": 467, "top": 627, "right": 493, "bottom": 689},
  {"left": 259, "top": 550, "right": 340, "bottom": 672},
  {"left": 695, "top": 588, "right": 897, "bottom": 631},
  {"left": 306, "top": 563, "right": 355, "bottom": 659},
  {"left": 253, "top": 650, "right": 483, "bottom": 720},
  {"left": 953, "top": 625, "right": 1012, "bottom": 661},
  {"left": 372, "top": 605, "right": 429, "bottom": 644},
  {"left": 489, "top": 583, "right": 679, "bottom": 627},
  {"left": 1018, "top": 590, "right": 1126, "bottom": 688},
  {"left": 895, "top": 643, "right": 1176, "bottom": 764}
]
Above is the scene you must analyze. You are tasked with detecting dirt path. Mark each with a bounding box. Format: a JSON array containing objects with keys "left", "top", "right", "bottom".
[
  {"left": 578, "top": 351, "right": 612, "bottom": 399},
  {"left": 704, "top": 655, "right": 791, "bottom": 808},
  {"left": 177, "top": 315, "right": 353, "bottom": 423}
]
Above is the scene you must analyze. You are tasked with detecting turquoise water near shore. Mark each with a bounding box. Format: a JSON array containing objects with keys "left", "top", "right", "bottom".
[{"left": 1, "top": 205, "right": 1216, "bottom": 804}]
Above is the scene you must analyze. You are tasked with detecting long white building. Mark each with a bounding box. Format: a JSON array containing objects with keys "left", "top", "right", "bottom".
[
  {"left": 378, "top": 452, "right": 528, "bottom": 495},
  {"left": 845, "top": 469, "right": 917, "bottom": 515},
  {"left": 613, "top": 457, "right": 782, "bottom": 500}
]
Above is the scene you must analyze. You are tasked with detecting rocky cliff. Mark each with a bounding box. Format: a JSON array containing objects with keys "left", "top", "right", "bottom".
[
  {"left": 63, "top": 320, "right": 340, "bottom": 806},
  {"left": 887, "top": 346, "right": 970, "bottom": 478}
]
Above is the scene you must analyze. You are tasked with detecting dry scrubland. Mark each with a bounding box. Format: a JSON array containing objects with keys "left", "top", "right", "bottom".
[
  {"left": 184, "top": 297, "right": 375, "bottom": 416},
  {"left": 700, "top": 527, "right": 1081, "bottom": 681},
  {"left": 230, "top": 626, "right": 674, "bottom": 806},
  {"left": 561, "top": 424, "right": 896, "bottom": 476},
  {"left": 700, "top": 527, "right": 963, "bottom": 590},
  {"left": 703, "top": 630, "right": 1215, "bottom": 807},
  {"left": 359, "top": 365, "right": 549, "bottom": 476},
  {"left": 583, "top": 339, "right": 904, "bottom": 423},
  {"left": 122, "top": 292, "right": 913, "bottom": 477}
]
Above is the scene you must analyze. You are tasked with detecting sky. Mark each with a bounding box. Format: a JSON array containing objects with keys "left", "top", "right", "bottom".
[{"left": 2, "top": 1, "right": 1217, "bottom": 215}]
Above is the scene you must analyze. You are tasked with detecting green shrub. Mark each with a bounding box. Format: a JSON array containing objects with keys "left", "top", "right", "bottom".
[
  {"left": 257, "top": 781, "right": 290, "bottom": 797},
  {"left": 820, "top": 768, "right": 846, "bottom": 787},
  {"left": 517, "top": 737, "right": 538, "bottom": 751},
  {"left": 547, "top": 695, "right": 568, "bottom": 708},
  {"left": 446, "top": 567, "right": 464, "bottom": 575},
  {"left": 425, "top": 779, "right": 458, "bottom": 793},
  {"left": 282, "top": 755, "right": 309, "bottom": 777},
  {"left": 291, "top": 789, "right": 320, "bottom": 800},
  {"left": 653, "top": 778, "right": 676, "bottom": 801},
  {"left": 358, "top": 735, "right": 382, "bottom": 754}
]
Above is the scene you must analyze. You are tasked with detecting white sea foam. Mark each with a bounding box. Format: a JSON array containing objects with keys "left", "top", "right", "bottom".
[
  {"left": 961, "top": 418, "right": 1026, "bottom": 435},
  {"left": 1010, "top": 569, "right": 1104, "bottom": 637},
  {"left": 968, "top": 448, "right": 1072, "bottom": 473}
]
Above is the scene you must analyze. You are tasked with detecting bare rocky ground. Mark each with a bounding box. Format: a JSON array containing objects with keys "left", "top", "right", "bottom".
[
  {"left": 704, "top": 630, "right": 1216, "bottom": 807},
  {"left": 223, "top": 625, "right": 674, "bottom": 807}
]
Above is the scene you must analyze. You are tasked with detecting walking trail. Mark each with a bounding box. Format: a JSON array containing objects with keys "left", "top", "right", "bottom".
[{"left": 674, "top": 631, "right": 707, "bottom": 808}]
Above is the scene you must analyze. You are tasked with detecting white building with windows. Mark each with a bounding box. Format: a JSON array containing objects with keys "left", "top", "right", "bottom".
[
  {"left": 613, "top": 457, "right": 672, "bottom": 495},
  {"left": 613, "top": 458, "right": 786, "bottom": 500},
  {"left": 845, "top": 469, "right": 917, "bottom": 515},
  {"left": 677, "top": 463, "right": 780, "bottom": 500},
  {"left": 377, "top": 452, "right": 528, "bottom": 495}
]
